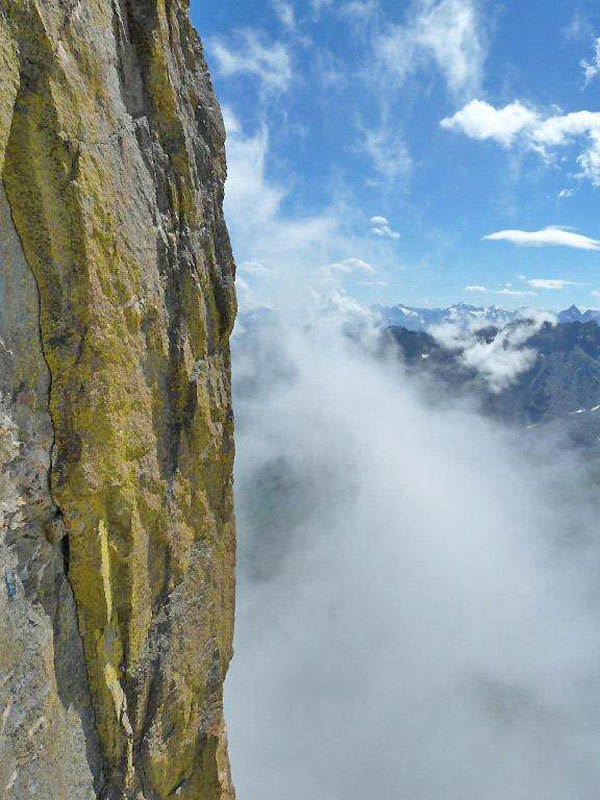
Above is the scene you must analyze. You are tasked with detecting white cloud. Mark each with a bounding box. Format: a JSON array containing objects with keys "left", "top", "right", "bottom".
[
  {"left": 558, "top": 188, "right": 574, "bottom": 199},
  {"left": 495, "top": 288, "right": 537, "bottom": 298},
  {"left": 440, "top": 99, "right": 537, "bottom": 146},
  {"left": 464, "top": 285, "right": 488, "bottom": 292},
  {"left": 412, "top": 0, "right": 486, "bottom": 95},
  {"left": 441, "top": 100, "right": 600, "bottom": 187},
  {"left": 224, "top": 110, "right": 385, "bottom": 312},
  {"left": 374, "top": 0, "right": 486, "bottom": 97},
  {"left": 349, "top": 1, "right": 486, "bottom": 182},
  {"left": 358, "top": 120, "right": 413, "bottom": 183},
  {"left": 223, "top": 110, "right": 284, "bottom": 224},
  {"left": 223, "top": 110, "right": 337, "bottom": 308},
  {"left": 312, "top": 286, "right": 374, "bottom": 319},
  {"left": 370, "top": 215, "right": 401, "bottom": 239},
  {"left": 582, "top": 37, "right": 600, "bottom": 85},
  {"left": 564, "top": 11, "right": 594, "bottom": 43},
  {"left": 208, "top": 30, "right": 292, "bottom": 92},
  {"left": 235, "top": 276, "right": 271, "bottom": 312},
  {"left": 341, "top": 0, "right": 379, "bottom": 23},
  {"left": 311, "top": 49, "right": 347, "bottom": 91},
  {"left": 483, "top": 226, "right": 600, "bottom": 250},
  {"left": 526, "top": 279, "right": 582, "bottom": 290},
  {"left": 231, "top": 299, "right": 600, "bottom": 799},
  {"left": 239, "top": 261, "right": 276, "bottom": 277},
  {"left": 311, "top": 0, "right": 333, "bottom": 12},
  {"left": 430, "top": 310, "right": 555, "bottom": 391},
  {"left": 327, "top": 258, "right": 375, "bottom": 274},
  {"left": 533, "top": 110, "right": 600, "bottom": 151},
  {"left": 271, "top": 0, "right": 295, "bottom": 28}
]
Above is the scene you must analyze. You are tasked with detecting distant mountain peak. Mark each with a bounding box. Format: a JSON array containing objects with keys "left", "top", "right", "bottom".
[
  {"left": 373, "top": 302, "right": 518, "bottom": 332},
  {"left": 375, "top": 302, "right": 600, "bottom": 332}
]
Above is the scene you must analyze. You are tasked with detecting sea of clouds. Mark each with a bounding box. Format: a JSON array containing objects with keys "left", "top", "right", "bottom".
[{"left": 226, "top": 296, "right": 600, "bottom": 800}]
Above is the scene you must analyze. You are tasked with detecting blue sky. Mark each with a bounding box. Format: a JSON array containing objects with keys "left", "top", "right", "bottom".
[{"left": 191, "top": 0, "right": 600, "bottom": 310}]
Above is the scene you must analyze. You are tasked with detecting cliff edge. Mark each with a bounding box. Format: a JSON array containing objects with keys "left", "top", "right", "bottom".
[{"left": 0, "top": 1, "right": 237, "bottom": 798}]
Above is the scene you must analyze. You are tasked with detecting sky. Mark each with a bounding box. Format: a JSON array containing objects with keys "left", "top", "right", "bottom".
[
  {"left": 191, "top": 0, "right": 600, "bottom": 310},
  {"left": 186, "top": 5, "right": 600, "bottom": 796}
]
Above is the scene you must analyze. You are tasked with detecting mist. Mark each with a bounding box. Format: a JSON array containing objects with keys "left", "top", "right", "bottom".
[{"left": 225, "top": 298, "right": 600, "bottom": 800}]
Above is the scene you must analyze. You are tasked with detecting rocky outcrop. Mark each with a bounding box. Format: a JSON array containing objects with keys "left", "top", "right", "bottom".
[{"left": 0, "top": 2, "right": 236, "bottom": 798}]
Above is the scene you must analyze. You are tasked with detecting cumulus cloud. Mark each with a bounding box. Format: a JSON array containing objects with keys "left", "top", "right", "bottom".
[
  {"left": 430, "top": 310, "right": 555, "bottom": 392},
  {"left": 313, "top": 287, "right": 376, "bottom": 320},
  {"left": 464, "top": 284, "right": 488, "bottom": 292},
  {"left": 441, "top": 100, "right": 600, "bottom": 186},
  {"left": 483, "top": 226, "right": 600, "bottom": 250},
  {"left": 208, "top": 30, "right": 292, "bottom": 92},
  {"left": 370, "top": 215, "right": 401, "bottom": 239},
  {"left": 582, "top": 37, "right": 600, "bottom": 85},
  {"left": 558, "top": 188, "right": 574, "bottom": 199},
  {"left": 440, "top": 99, "right": 537, "bottom": 146}
]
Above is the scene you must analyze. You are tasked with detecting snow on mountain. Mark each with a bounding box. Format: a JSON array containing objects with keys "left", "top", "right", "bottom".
[
  {"left": 375, "top": 302, "right": 600, "bottom": 332},
  {"left": 373, "top": 302, "right": 519, "bottom": 331}
]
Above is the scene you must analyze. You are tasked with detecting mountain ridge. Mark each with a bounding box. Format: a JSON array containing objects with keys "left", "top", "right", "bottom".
[
  {"left": 386, "top": 320, "right": 600, "bottom": 448},
  {"left": 374, "top": 302, "right": 600, "bottom": 331}
]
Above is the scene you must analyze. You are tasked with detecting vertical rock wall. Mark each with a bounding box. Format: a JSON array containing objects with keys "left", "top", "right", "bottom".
[{"left": 0, "top": 2, "right": 237, "bottom": 798}]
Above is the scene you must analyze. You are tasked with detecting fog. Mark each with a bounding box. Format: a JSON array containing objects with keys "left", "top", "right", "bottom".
[
  {"left": 429, "top": 308, "right": 557, "bottom": 393},
  {"left": 223, "top": 296, "right": 600, "bottom": 799}
]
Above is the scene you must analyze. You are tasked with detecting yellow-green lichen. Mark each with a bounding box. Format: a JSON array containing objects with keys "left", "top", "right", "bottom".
[{"left": 1, "top": 1, "right": 237, "bottom": 797}]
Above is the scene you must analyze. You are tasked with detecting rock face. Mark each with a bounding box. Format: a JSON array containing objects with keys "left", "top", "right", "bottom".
[{"left": 0, "top": 2, "right": 237, "bottom": 798}]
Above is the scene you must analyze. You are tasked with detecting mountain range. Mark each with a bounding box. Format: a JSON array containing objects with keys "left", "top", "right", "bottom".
[
  {"left": 235, "top": 302, "right": 600, "bottom": 451},
  {"left": 385, "top": 320, "right": 600, "bottom": 451},
  {"left": 374, "top": 302, "right": 600, "bottom": 332}
]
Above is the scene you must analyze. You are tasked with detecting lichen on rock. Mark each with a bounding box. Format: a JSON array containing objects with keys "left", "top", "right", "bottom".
[{"left": 0, "top": 1, "right": 237, "bottom": 798}]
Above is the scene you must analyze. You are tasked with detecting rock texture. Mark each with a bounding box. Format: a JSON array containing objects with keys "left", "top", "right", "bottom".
[{"left": 0, "top": 2, "right": 237, "bottom": 798}]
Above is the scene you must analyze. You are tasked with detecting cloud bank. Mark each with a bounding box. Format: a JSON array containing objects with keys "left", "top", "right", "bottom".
[{"left": 227, "top": 303, "right": 600, "bottom": 800}]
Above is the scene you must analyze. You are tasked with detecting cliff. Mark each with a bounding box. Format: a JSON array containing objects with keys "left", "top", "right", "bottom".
[{"left": 0, "top": 1, "right": 237, "bottom": 798}]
